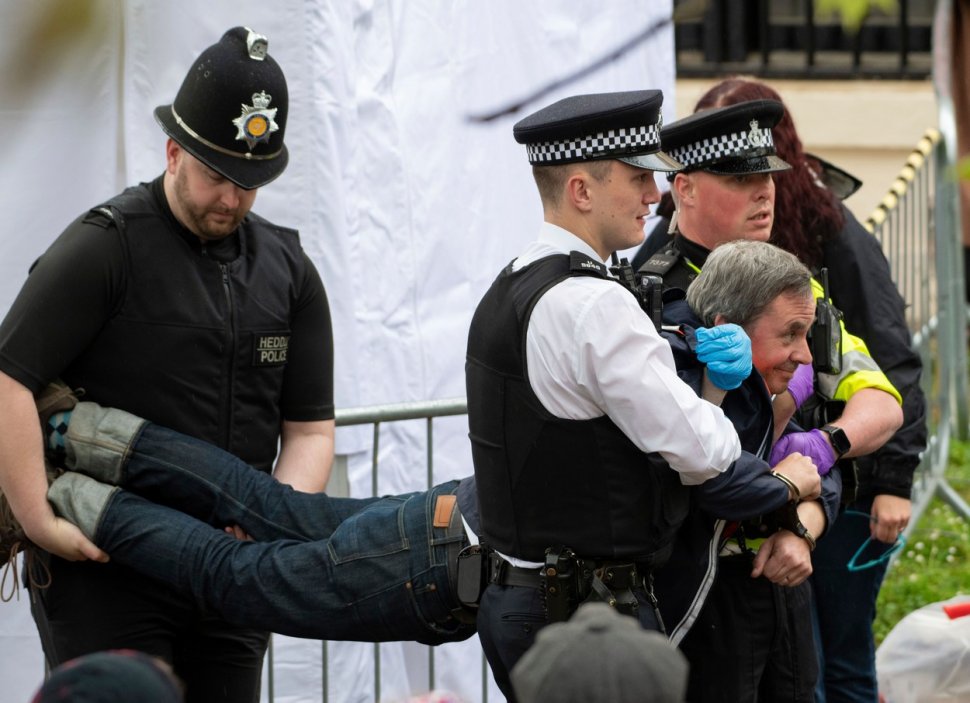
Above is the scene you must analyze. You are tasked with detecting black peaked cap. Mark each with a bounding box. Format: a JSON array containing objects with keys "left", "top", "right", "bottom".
[
  {"left": 513, "top": 90, "right": 682, "bottom": 171},
  {"left": 661, "top": 99, "right": 791, "bottom": 175}
]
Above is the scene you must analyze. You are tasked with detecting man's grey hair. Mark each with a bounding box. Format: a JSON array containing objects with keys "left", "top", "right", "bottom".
[{"left": 686, "top": 240, "right": 813, "bottom": 328}]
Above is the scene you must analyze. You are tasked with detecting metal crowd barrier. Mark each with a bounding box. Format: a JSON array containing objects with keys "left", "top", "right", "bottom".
[
  {"left": 263, "top": 398, "right": 477, "bottom": 703},
  {"left": 863, "top": 128, "right": 970, "bottom": 537},
  {"left": 264, "top": 129, "right": 970, "bottom": 702}
]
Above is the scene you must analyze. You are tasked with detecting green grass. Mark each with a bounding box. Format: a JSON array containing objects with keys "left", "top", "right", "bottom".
[{"left": 873, "top": 438, "right": 970, "bottom": 644}]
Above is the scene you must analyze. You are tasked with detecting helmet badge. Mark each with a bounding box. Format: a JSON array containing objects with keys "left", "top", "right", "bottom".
[{"left": 233, "top": 91, "right": 279, "bottom": 150}]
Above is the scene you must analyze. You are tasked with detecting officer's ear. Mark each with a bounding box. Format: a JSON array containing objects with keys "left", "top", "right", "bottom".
[
  {"left": 671, "top": 172, "right": 695, "bottom": 205},
  {"left": 565, "top": 169, "right": 595, "bottom": 212},
  {"left": 165, "top": 138, "right": 183, "bottom": 176},
  {"left": 714, "top": 313, "right": 728, "bottom": 326}
]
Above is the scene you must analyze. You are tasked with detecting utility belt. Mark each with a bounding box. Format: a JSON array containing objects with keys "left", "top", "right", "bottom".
[
  {"left": 719, "top": 530, "right": 768, "bottom": 556},
  {"left": 720, "top": 519, "right": 767, "bottom": 557},
  {"left": 468, "top": 545, "right": 656, "bottom": 625}
]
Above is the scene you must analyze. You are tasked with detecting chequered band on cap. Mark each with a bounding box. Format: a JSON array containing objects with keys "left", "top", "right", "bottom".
[
  {"left": 526, "top": 123, "right": 661, "bottom": 164},
  {"left": 667, "top": 125, "right": 775, "bottom": 169}
]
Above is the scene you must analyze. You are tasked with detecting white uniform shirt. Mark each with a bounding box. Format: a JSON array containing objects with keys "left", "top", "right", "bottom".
[{"left": 516, "top": 222, "right": 740, "bottom": 485}]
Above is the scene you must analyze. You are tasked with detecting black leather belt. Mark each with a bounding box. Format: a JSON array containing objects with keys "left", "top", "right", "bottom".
[
  {"left": 488, "top": 552, "right": 543, "bottom": 588},
  {"left": 488, "top": 553, "right": 648, "bottom": 589}
]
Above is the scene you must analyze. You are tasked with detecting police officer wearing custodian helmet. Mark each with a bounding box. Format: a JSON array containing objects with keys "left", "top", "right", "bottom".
[{"left": 0, "top": 27, "right": 335, "bottom": 703}]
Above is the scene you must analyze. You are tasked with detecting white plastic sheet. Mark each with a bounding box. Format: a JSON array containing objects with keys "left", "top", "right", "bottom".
[
  {"left": 877, "top": 594, "right": 970, "bottom": 703},
  {"left": 0, "top": 1, "right": 674, "bottom": 700}
]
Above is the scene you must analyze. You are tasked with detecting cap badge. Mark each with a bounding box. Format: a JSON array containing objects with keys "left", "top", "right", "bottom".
[
  {"left": 245, "top": 28, "right": 268, "bottom": 60},
  {"left": 233, "top": 91, "right": 279, "bottom": 150},
  {"left": 746, "top": 120, "right": 765, "bottom": 148}
]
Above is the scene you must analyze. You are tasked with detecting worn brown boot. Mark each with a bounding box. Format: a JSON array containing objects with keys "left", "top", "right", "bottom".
[
  {"left": 0, "top": 380, "right": 81, "bottom": 600},
  {"left": 35, "top": 379, "right": 83, "bottom": 439},
  {"left": 0, "top": 456, "right": 61, "bottom": 601}
]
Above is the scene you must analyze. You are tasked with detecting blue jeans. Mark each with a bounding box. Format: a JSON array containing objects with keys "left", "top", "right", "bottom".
[
  {"left": 69, "top": 405, "right": 476, "bottom": 645},
  {"left": 811, "top": 499, "right": 889, "bottom": 703}
]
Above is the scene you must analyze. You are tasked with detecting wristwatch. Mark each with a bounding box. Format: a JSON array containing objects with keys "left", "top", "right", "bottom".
[{"left": 820, "top": 424, "right": 851, "bottom": 459}]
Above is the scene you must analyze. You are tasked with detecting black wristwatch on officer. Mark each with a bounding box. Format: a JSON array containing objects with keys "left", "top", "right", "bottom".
[{"left": 819, "top": 423, "right": 851, "bottom": 459}]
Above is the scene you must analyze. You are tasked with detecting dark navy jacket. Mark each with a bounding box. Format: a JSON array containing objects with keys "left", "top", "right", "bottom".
[{"left": 654, "top": 298, "right": 841, "bottom": 644}]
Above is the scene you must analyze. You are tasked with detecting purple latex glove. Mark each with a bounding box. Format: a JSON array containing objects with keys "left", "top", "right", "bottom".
[
  {"left": 786, "top": 363, "right": 814, "bottom": 408},
  {"left": 770, "top": 429, "right": 837, "bottom": 476}
]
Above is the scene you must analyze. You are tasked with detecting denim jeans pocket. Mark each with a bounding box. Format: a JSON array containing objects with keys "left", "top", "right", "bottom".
[{"left": 327, "top": 495, "right": 409, "bottom": 563}]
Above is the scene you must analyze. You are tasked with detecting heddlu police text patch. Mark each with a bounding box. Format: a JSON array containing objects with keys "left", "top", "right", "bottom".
[{"left": 253, "top": 332, "right": 290, "bottom": 366}]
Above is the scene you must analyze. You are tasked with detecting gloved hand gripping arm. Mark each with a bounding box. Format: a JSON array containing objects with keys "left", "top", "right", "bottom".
[{"left": 694, "top": 324, "right": 752, "bottom": 393}]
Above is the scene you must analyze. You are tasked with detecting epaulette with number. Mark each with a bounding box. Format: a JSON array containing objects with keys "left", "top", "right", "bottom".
[{"left": 569, "top": 251, "right": 608, "bottom": 278}]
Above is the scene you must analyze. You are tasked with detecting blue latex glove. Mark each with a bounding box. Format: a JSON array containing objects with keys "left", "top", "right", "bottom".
[
  {"left": 770, "top": 429, "right": 837, "bottom": 476},
  {"left": 695, "top": 324, "right": 752, "bottom": 391},
  {"left": 787, "top": 362, "right": 814, "bottom": 408}
]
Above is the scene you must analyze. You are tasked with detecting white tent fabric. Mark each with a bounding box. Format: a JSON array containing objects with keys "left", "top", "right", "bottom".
[{"left": 0, "top": 1, "right": 674, "bottom": 700}]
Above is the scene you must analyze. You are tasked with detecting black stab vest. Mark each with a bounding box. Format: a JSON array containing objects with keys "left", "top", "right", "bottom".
[
  {"left": 62, "top": 183, "right": 306, "bottom": 471},
  {"left": 466, "top": 252, "right": 689, "bottom": 564}
]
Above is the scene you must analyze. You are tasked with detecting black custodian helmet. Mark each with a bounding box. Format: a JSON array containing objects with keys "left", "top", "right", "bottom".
[{"left": 154, "top": 26, "right": 289, "bottom": 189}]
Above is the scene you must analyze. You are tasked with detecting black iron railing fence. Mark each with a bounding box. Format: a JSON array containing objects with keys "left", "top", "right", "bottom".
[{"left": 674, "top": 0, "right": 933, "bottom": 79}]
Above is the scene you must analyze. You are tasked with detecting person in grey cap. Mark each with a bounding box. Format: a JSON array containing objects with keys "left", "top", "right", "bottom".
[
  {"left": 0, "top": 27, "right": 333, "bottom": 703},
  {"left": 510, "top": 602, "right": 688, "bottom": 703},
  {"left": 632, "top": 99, "right": 903, "bottom": 701},
  {"left": 31, "top": 650, "right": 184, "bottom": 703},
  {"left": 465, "top": 89, "right": 762, "bottom": 701}
]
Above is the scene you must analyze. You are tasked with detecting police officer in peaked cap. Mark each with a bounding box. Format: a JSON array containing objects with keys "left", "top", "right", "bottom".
[
  {"left": 631, "top": 99, "right": 792, "bottom": 287},
  {"left": 0, "top": 26, "right": 335, "bottom": 703},
  {"left": 463, "top": 90, "right": 751, "bottom": 701}
]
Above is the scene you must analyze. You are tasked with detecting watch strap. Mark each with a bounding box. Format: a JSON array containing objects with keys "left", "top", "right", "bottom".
[{"left": 820, "top": 423, "right": 851, "bottom": 459}]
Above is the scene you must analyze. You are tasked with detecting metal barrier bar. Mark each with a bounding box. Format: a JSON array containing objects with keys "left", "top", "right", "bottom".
[
  {"left": 336, "top": 399, "right": 471, "bottom": 703},
  {"left": 864, "top": 128, "right": 970, "bottom": 538}
]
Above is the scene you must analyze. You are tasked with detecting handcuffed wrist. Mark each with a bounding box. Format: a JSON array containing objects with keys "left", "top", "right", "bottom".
[
  {"left": 771, "top": 470, "right": 801, "bottom": 502},
  {"left": 800, "top": 525, "right": 817, "bottom": 551}
]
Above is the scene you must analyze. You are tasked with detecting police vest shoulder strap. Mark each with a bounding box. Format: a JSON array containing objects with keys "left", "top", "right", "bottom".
[
  {"left": 84, "top": 185, "right": 161, "bottom": 234},
  {"left": 82, "top": 206, "right": 125, "bottom": 231},
  {"left": 568, "top": 250, "right": 608, "bottom": 278}
]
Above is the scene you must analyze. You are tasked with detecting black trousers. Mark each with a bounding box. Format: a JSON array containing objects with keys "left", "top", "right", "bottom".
[
  {"left": 679, "top": 553, "right": 818, "bottom": 703},
  {"left": 29, "top": 556, "right": 268, "bottom": 703},
  {"left": 477, "top": 582, "right": 661, "bottom": 702}
]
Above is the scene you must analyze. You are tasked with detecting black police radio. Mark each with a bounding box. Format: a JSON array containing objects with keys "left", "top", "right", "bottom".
[
  {"left": 610, "top": 254, "right": 663, "bottom": 330},
  {"left": 808, "top": 268, "right": 842, "bottom": 376},
  {"left": 795, "top": 267, "right": 847, "bottom": 431}
]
